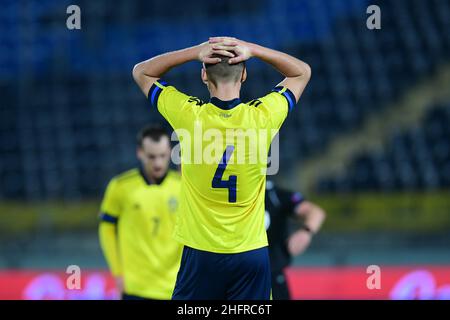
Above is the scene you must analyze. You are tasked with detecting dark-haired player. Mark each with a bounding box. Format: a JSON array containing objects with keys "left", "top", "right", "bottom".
[{"left": 99, "top": 125, "right": 182, "bottom": 300}]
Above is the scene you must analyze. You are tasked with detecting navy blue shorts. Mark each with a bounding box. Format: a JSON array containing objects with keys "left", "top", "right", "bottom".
[{"left": 172, "top": 246, "right": 271, "bottom": 300}]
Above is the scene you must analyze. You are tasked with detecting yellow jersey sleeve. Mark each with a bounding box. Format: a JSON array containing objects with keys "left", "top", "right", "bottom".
[
  {"left": 148, "top": 79, "right": 199, "bottom": 129},
  {"left": 99, "top": 178, "right": 121, "bottom": 223},
  {"left": 99, "top": 222, "right": 122, "bottom": 276},
  {"left": 98, "top": 178, "right": 123, "bottom": 276},
  {"left": 257, "top": 86, "right": 296, "bottom": 130}
]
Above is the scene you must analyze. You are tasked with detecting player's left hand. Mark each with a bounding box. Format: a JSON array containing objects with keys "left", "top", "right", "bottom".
[
  {"left": 209, "top": 37, "right": 252, "bottom": 64},
  {"left": 287, "top": 229, "right": 312, "bottom": 256},
  {"left": 197, "top": 41, "right": 235, "bottom": 64}
]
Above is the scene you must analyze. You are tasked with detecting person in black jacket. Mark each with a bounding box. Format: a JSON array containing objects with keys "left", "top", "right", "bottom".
[{"left": 265, "top": 180, "right": 326, "bottom": 300}]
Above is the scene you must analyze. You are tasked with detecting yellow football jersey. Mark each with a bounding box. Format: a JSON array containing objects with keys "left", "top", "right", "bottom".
[
  {"left": 99, "top": 168, "right": 182, "bottom": 299},
  {"left": 149, "top": 80, "right": 295, "bottom": 253}
]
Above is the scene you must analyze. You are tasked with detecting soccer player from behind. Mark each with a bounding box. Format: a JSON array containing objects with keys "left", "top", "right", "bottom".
[
  {"left": 98, "top": 125, "right": 183, "bottom": 300},
  {"left": 265, "top": 180, "right": 326, "bottom": 300},
  {"left": 133, "top": 37, "right": 311, "bottom": 299}
]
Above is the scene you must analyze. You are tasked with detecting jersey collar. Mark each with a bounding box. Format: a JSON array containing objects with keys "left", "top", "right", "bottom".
[
  {"left": 209, "top": 97, "right": 241, "bottom": 110},
  {"left": 139, "top": 166, "right": 168, "bottom": 186}
]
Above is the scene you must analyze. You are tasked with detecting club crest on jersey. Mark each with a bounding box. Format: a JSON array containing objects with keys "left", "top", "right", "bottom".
[{"left": 168, "top": 196, "right": 178, "bottom": 213}]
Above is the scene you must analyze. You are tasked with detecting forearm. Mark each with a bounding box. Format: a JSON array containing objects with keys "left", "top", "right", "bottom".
[
  {"left": 99, "top": 223, "right": 122, "bottom": 276},
  {"left": 287, "top": 206, "right": 324, "bottom": 256},
  {"left": 249, "top": 42, "right": 310, "bottom": 78},
  {"left": 133, "top": 45, "right": 201, "bottom": 79}
]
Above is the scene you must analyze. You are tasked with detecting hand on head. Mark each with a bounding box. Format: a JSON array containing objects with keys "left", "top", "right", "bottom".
[{"left": 198, "top": 37, "right": 252, "bottom": 64}]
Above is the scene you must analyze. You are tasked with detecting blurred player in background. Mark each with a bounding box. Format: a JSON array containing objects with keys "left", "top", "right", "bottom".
[
  {"left": 98, "top": 125, "right": 182, "bottom": 300},
  {"left": 265, "top": 180, "right": 326, "bottom": 300},
  {"left": 133, "top": 36, "right": 311, "bottom": 299}
]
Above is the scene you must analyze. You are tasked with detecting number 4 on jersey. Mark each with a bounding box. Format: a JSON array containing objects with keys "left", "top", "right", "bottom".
[{"left": 212, "top": 145, "right": 237, "bottom": 203}]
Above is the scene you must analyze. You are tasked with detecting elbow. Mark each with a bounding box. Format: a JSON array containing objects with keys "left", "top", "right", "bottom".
[
  {"left": 132, "top": 63, "right": 143, "bottom": 82},
  {"left": 310, "top": 204, "right": 326, "bottom": 224},
  {"left": 302, "top": 62, "right": 312, "bottom": 80},
  {"left": 317, "top": 207, "right": 326, "bottom": 224}
]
